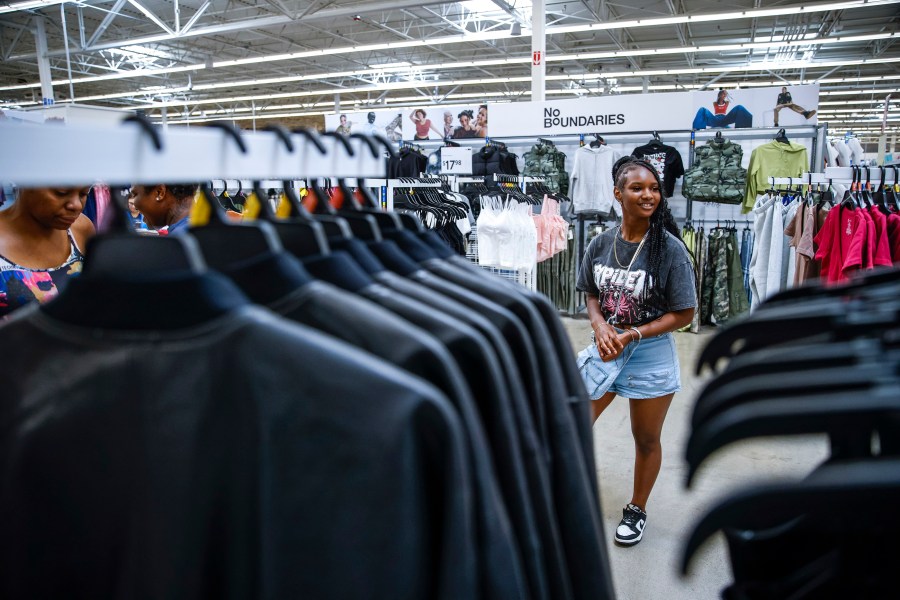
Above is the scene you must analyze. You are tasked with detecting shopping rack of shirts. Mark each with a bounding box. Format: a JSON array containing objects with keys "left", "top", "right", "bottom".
[
  {"left": 0, "top": 118, "right": 615, "bottom": 600},
  {"left": 682, "top": 267, "right": 900, "bottom": 599},
  {"left": 464, "top": 175, "right": 555, "bottom": 290},
  {"left": 749, "top": 167, "right": 900, "bottom": 309}
]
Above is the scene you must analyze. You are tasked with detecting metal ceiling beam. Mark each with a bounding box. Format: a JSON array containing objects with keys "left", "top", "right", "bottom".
[
  {"left": 263, "top": 0, "right": 293, "bottom": 20},
  {"left": 3, "top": 22, "right": 26, "bottom": 61},
  {"left": 6, "top": 0, "right": 453, "bottom": 61},
  {"left": 125, "top": 0, "right": 174, "bottom": 36},
  {"left": 181, "top": 1, "right": 210, "bottom": 35},
  {"left": 85, "top": 0, "right": 127, "bottom": 48}
]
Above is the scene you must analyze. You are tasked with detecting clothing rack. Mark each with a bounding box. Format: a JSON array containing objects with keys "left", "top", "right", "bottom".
[
  {"left": 0, "top": 121, "right": 386, "bottom": 186},
  {"left": 399, "top": 140, "right": 426, "bottom": 153},
  {"left": 493, "top": 173, "right": 546, "bottom": 192},
  {"left": 768, "top": 167, "right": 900, "bottom": 187},
  {"left": 367, "top": 177, "right": 443, "bottom": 211},
  {"left": 685, "top": 124, "right": 827, "bottom": 221}
]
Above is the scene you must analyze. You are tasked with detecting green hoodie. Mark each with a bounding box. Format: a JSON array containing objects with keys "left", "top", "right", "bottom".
[{"left": 742, "top": 140, "right": 808, "bottom": 213}]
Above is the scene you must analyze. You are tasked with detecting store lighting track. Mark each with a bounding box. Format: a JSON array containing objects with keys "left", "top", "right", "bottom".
[
  {"left": 18, "top": 70, "right": 898, "bottom": 111},
  {"left": 121, "top": 57, "right": 900, "bottom": 111},
  {"left": 0, "top": 3, "right": 897, "bottom": 92}
]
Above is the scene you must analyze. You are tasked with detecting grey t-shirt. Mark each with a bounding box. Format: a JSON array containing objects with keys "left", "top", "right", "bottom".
[{"left": 576, "top": 228, "right": 696, "bottom": 326}]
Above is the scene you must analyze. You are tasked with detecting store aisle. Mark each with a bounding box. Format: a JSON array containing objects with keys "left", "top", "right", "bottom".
[{"left": 560, "top": 317, "right": 829, "bottom": 600}]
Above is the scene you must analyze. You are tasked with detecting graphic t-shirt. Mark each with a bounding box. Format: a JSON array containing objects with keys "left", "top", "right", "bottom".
[
  {"left": 631, "top": 143, "right": 686, "bottom": 197},
  {"left": 576, "top": 229, "right": 696, "bottom": 326}
]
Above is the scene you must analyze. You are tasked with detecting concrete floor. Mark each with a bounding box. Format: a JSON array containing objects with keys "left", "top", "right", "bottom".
[{"left": 560, "top": 317, "right": 829, "bottom": 600}]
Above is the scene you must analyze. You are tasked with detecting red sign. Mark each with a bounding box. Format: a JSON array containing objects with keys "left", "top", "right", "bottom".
[{"left": 533, "top": 50, "right": 542, "bottom": 66}]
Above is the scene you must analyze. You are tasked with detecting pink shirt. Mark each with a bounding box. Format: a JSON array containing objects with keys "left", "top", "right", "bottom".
[
  {"left": 841, "top": 209, "right": 870, "bottom": 276},
  {"left": 868, "top": 207, "right": 894, "bottom": 267},
  {"left": 815, "top": 205, "right": 859, "bottom": 284},
  {"left": 887, "top": 213, "right": 900, "bottom": 262}
]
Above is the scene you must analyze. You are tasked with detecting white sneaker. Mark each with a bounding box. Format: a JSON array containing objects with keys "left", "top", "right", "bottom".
[{"left": 614, "top": 503, "right": 647, "bottom": 545}]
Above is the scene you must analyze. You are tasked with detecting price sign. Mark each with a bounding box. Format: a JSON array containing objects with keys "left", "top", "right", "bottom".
[{"left": 441, "top": 146, "right": 472, "bottom": 174}]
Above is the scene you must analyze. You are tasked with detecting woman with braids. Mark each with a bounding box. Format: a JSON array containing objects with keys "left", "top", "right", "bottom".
[
  {"left": 130, "top": 183, "right": 199, "bottom": 236},
  {"left": 575, "top": 156, "right": 696, "bottom": 546}
]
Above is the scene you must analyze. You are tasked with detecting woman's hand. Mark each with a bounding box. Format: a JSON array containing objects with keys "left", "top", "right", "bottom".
[{"left": 593, "top": 321, "right": 624, "bottom": 361}]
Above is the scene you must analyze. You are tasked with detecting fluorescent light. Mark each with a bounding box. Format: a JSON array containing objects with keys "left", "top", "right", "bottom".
[
  {"left": 2, "top": 2, "right": 896, "bottom": 93},
  {"left": 128, "top": 59, "right": 900, "bottom": 114},
  {"left": 369, "top": 61, "right": 413, "bottom": 69}
]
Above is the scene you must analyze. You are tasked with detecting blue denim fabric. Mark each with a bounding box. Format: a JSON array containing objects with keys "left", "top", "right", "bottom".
[
  {"left": 692, "top": 105, "right": 753, "bottom": 129},
  {"left": 740, "top": 229, "right": 753, "bottom": 303},
  {"left": 577, "top": 330, "right": 681, "bottom": 400}
]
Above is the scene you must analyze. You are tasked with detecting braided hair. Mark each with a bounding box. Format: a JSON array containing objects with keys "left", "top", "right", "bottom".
[{"left": 611, "top": 156, "right": 689, "bottom": 291}]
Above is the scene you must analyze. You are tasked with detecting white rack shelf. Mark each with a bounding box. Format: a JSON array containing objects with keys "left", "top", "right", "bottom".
[{"left": 0, "top": 122, "right": 386, "bottom": 187}]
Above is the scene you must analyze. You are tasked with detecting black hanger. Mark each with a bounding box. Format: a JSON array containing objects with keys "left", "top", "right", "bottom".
[
  {"left": 761, "top": 266, "right": 900, "bottom": 307},
  {"left": 85, "top": 118, "right": 207, "bottom": 276},
  {"left": 888, "top": 166, "right": 900, "bottom": 212},
  {"left": 861, "top": 166, "right": 874, "bottom": 209},
  {"left": 682, "top": 458, "right": 900, "bottom": 582},
  {"left": 287, "top": 128, "right": 355, "bottom": 235},
  {"left": 840, "top": 166, "right": 858, "bottom": 209},
  {"left": 590, "top": 134, "right": 605, "bottom": 148},
  {"left": 694, "top": 293, "right": 900, "bottom": 373},
  {"left": 873, "top": 165, "right": 888, "bottom": 213},
  {"left": 220, "top": 125, "right": 328, "bottom": 257},
  {"left": 690, "top": 360, "right": 893, "bottom": 437},
  {"left": 348, "top": 132, "right": 409, "bottom": 232},
  {"left": 188, "top": 122, "right": 283, "bottom": 269},
  {"left": 694, "top": 337, "right": 893, "bottom": 422},
  {"left": 649, "top": 131, "right": 662, "bottom": 145},
  {"left": 685, "top": 385, "right": 900, "bottom": 487},
  {"left": 714, "top": 130, "right": 724, "bottom": 142},
  {"left": 775, "top": 128, "right": 790, "bottom": 144}
]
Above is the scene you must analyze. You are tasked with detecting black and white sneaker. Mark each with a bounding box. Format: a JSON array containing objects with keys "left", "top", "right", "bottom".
[{"left": 614, "top": 503, "right": 647, "bottom": 546}]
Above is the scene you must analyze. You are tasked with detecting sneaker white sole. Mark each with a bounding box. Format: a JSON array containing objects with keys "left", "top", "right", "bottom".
[{"left": 614, "top": 532, "right": 643, "bottom": 546}]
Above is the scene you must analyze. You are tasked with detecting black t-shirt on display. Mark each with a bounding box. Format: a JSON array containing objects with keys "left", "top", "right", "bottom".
[{"left": 630, "top": 143, "right": 686, "bottom": 198}]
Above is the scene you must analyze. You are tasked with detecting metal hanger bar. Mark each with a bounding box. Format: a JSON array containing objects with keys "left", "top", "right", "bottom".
[
  {"left": 0, "top": 121, "right": 386, "bottom": 186},
  {"left": 404, "top": 124, "right": 822, "bottom": 150}
]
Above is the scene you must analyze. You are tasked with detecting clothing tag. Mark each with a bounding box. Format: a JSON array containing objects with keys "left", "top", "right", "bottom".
[{"left": 568, "top": 227, "right": 574, "bottom": 240}]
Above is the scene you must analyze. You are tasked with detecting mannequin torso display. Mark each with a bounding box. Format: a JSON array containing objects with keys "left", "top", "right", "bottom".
[{"left": 834, "top": 140, "right": 853, "bottom": 166}]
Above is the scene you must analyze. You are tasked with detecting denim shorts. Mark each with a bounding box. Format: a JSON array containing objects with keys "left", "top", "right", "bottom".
[{"left": 576, "top": 329, "right": 681, "bottom": 400}]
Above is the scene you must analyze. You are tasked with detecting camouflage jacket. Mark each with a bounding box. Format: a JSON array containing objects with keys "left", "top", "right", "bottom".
[
  {"left": 524, "top": 141, "right": 569, "bottom": 196},
  {"left": 682, "top": 138, "right": 747, "bottom": 204}
]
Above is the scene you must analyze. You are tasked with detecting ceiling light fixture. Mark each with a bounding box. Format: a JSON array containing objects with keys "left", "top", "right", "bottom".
[
  {"left": 3, "top": 31, "right": 895, "bottom": 98},
  {"left": 1, "top": 1, "right": 896, "bottom": 92}
]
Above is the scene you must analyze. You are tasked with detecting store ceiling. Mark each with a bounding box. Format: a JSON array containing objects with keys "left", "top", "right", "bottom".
[{"left": 0, "top": 0, "right": 898, "bottom": 137}]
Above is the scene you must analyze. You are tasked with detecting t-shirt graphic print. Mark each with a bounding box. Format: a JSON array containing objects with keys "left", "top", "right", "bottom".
[
  {"left": 593, "top": 264, "right": 654, "bottom": 325},
  {"left": 576, "top": 229, "right": 697, "bottom": 327},
  {"left": 640, "top": 152, "right": 667, "bottom": 184}
]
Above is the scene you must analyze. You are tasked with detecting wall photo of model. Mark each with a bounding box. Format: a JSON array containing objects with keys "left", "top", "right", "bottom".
[
  {"left": 692, "top": 89, "right": 752, "bottom": 129},
  {"left": 409, "top": 109, "right": 443, "bottom": 140},
  {"left": 774, "top": 87, "right": 817, "bottom": 127},
  {"left": 325, "top": 110, "right": 402, "bottom": 141},
  {"left": 399, "top": 104, "right": 488, "bottom": 140}
]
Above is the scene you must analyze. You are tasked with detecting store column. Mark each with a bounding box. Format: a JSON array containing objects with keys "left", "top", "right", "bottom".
[
  {"left": 34, "top": 16, "right": 54, "bottom": 106},
  {"left": 531, "top": 0, "right": 545, "bottom": 102}
]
